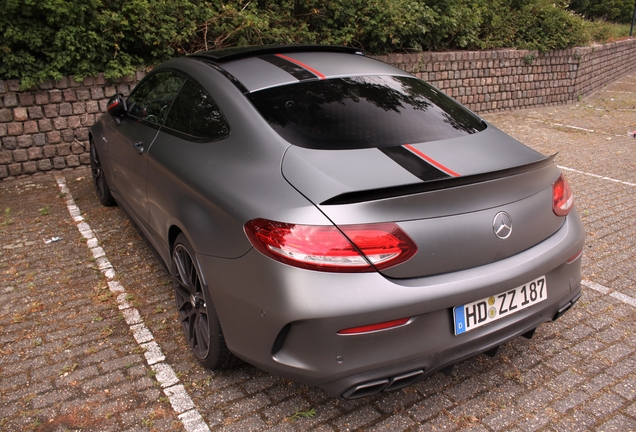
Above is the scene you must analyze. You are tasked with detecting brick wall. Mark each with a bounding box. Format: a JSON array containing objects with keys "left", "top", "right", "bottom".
[
  {"left": 1, "top": 39, "right": 635, "bottom": 179},
  {"left": 375, "top": 39, "right": 636, "bottom": 113},
  {"left": 0, "top": 72, "right": 145, "bottom": 179}
]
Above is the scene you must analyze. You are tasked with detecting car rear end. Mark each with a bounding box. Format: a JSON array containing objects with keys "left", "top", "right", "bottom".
[
  {"left": 240, "top": 156, "right": 584, "bottom": 398},
  {"left": 191, "top": 47, "right": 585, "bottom": 398}
]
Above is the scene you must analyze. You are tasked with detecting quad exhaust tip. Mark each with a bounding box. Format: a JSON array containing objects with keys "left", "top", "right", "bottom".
[
  {"left": 342, "top": 369, "right": 425, "bottom": 399},
  {"left": 553, "top": 292, "right": 581, "bottom": 321}
]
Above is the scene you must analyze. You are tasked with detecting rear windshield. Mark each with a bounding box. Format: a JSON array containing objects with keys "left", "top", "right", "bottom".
[{"left": 247, "top": 76, "right": 485, "bottom": 150}]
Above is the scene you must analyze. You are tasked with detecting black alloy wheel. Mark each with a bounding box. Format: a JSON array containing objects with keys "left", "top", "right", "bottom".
[
  {"left": 89, "top": 138, "right": 116, "bottom": 206},
  {"left": 171, "top": 233, "right": 235, "bottom": 369}
]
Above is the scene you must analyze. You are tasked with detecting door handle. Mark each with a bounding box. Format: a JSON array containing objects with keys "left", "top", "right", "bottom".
[{"left": 133, "top": 141, "right": 144, "bottom": 155}]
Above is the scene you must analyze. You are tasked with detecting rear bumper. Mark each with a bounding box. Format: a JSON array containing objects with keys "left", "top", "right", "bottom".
[{"left": 198, "top": 211, "right": 584, "bottom": 398}]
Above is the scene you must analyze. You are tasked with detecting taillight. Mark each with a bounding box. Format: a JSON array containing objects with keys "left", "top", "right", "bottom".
[
  {"left": 244, "top": 219, "right": 417, "bottom": 272},
  {"left": 552, "top": 173, "right": 574, "bottom": 216}
]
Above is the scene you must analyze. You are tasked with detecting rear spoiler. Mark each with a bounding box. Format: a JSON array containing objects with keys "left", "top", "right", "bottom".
[{"left": 320, "top": 154, "right": 558, "bottom": 206}]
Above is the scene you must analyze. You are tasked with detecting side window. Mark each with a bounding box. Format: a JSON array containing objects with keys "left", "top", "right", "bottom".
[
  {"left": 127, "top": 72, "right": 185, "bottom": 125},
  {"left": 163, "top": 79, "right": 230, "bottom": 142}
]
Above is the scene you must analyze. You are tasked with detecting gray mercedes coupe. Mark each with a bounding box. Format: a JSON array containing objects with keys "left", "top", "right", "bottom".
[{"left": 89, "top": 45, "right": 585, "bottom": 399}]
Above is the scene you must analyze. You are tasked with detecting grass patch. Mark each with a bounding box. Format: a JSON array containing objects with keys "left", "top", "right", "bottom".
[
  {"left": 287, "top": 408, "right": 316, "bottom": 422},
  {"left": 59, "top": 363, "right": 78, "bottom": 376},
  {"left": 585, "top": 20, "right": 634, "bottom": 42},
  {"left": 1, "top": 208, "right": 12, "bottom": 226},
  {"left": 97, "top": 291, "right": 113, "bottom": 302}
]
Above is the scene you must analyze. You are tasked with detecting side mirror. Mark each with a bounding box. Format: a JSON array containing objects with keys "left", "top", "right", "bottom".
[{"left": 107, "top": 94, "right": 128, "bottom": 120}]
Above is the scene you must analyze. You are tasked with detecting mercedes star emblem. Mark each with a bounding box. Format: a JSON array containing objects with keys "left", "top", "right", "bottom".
[{"left": 493, "top": 211, "right": 512, "bottom": 239}]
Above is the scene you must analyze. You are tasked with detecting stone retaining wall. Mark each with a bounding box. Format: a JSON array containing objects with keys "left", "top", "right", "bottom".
[
  {"left": 376, "top": 39, "right": 636, "bottom": 112},
  {"left": 1, "top": 39, "right": 635, "bottom": 179}
]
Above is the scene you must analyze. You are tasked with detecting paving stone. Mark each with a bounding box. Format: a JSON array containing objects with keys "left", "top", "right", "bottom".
[
  {"left": 447, "top": 396, "right": 491, "bottom": 422},
  {"left": 612, "top": 376, "right": 636, "bottom": 400},
  {"left": 600, "top": 343, "right": 634, "bottom": 362},
  {"left": 444, "top": 377, "right": 487, "bottom": 402},
  {"left": 581, "top": 373, "right": 617, "bottom": 394},
  {"left": 30, "top": 388, "right": 76, "bottom": 409},
  {"left": 549, "top": 410, "right": 598, "bottom": 432},
  {"left": 333, "top": 405, "right": 382, "bottom": 431},
  {"left": 203, "top": 386, "right": 245, "bottom": 406},
  {"left": 582, "top": 391, "right": 627, "bottom": 418},
  {"left": 625, "top": 401, "right": 636, "bottom": 418},
  {"left": 220, "top": 415, "right": 268, "bottom": 431},
  {"left": 261, "top": 396, "right": 310, "bottom": 423},
  {"left": 374, "top": 388, "right": 421, "bottom": 414},
  {"left": 0, "top": 372, "right": 28, "bottom": 391},
  {"left": 514, "top": 408, "right": 555, "bottom": 432},
  {"left": 546, "top": 369, "right": 585, "bottom": 392},
  {"left": 408, "top": 393, "right": 453, "bottom": 422},
  {"left": 367, "top": 413, "right": 417, "bottom": 431},
  {"left": 606, "top": 356, "right": 636, "bottom": 378},
  {"left": 241, "top": 373, "right": 279, "bottom": 394},
  {"left": 416, "top": 413, "right": 459, "bottom": 430},
  {"left": 226, "top": 393, "right": 271, "bottom": 418},
  {"left": 597, "top": 414, "right": 636, "bottom": 432}
]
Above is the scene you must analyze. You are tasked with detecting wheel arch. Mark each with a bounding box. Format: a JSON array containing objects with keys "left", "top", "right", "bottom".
[
  {"left": 168, "top": 225, "right": 183, "bottom": 257},
  {"left": 167, "top": 225, "right": 209, "bottom": 288}
]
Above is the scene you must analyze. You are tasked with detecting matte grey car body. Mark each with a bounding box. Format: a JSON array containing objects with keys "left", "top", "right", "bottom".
[{"left": 89, "top": 45, "right": 585, "bottom": 398}]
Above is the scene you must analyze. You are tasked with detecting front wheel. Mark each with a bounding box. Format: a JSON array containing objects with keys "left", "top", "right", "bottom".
[{"left": 171, "top": 233, "right": 236, "bottom": 369}]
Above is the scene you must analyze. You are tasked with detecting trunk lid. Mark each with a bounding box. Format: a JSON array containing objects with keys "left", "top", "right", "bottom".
[{"left": 282, "top": 125, "right": 565, "bottom": 278}]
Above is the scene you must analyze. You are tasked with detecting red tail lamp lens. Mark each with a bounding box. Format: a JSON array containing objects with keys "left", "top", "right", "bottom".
[
  {"left": 244, "top": 219, "right": 417, "bottom": 272},
  {"left": 338, "top": 317, "right": 412, "bottom": 335},
  {"left": 553, "top": 173, "right": 574, "bottom": 216}
]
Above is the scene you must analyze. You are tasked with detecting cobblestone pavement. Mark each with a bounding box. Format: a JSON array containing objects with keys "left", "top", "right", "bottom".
[{"left": 1, "top": 70, "right": 635, "bottom": 432}]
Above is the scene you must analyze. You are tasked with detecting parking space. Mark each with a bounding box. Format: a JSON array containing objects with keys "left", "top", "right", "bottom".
[{"left": 1, "top": 70, "right": 635, "bottom": 431}]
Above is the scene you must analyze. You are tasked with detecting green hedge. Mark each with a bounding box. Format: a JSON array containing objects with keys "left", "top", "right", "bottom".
[
  {"left": 0, "top": 0, "right": 208, "bottom": 89},
  {"left": 1, "top": 0, "right": 597, "bottom": 89}
]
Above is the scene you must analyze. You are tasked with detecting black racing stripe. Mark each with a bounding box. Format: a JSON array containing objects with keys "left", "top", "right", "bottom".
[
  {"left": 380, "top": 146, "right": 451, "bottom": 182},
  {"left": 260, "top": 54, "right": 318, "bottom": 81}
]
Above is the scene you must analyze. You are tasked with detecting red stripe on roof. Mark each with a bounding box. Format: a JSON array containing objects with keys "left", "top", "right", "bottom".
[
  {"left": 275, "top": 54, "right": 326, "bottom": 80},
  {"left": 403, "top": 144, "right": 461, "bottom": 177}
]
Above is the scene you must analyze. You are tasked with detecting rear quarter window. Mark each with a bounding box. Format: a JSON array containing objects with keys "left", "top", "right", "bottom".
[{"left": 163, "top": 79, "right": 230, "bottom": 142}]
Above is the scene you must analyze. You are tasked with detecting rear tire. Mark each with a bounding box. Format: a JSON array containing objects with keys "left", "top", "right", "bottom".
[
  {"left": 171, "top": 233, "right": 236, "bottom": 369},
  {"left": 90, "top": 138, "right": 116, "bottom": 206}
]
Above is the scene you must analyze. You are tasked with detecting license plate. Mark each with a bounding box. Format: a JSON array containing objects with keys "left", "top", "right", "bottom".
[{"left": 453, "top": 276, "right": 547, "bottom": 335}]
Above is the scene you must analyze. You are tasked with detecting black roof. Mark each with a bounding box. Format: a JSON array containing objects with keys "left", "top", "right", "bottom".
[{"left": 188, "top": 44, "right": 363, "bottom": 63}]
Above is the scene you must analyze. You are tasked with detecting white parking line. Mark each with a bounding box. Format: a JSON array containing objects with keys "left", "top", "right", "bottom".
[
  {"left": 551, "top": 123, "right": 596, "bottom": 133},
  {"left": 582, "top": 280, "right": 636, "bottom": 308},
  {"left": 55, "top": 177, "right": 210, "bottom": 432},
  {"left": 527, "top": 117, "right": 635, "bottom": 138},
  {"left": 557, "top": 166, "right": 636, "bottom": 188}
]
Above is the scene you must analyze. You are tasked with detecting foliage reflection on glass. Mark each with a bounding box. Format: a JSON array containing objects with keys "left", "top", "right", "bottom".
[{"left": 248, "top": 76, "right": 485, "bottom": 149}]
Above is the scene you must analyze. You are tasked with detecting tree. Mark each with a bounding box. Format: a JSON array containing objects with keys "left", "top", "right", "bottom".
[{"left": 568, "top": 0, "right": 636, "bottom": 23}]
